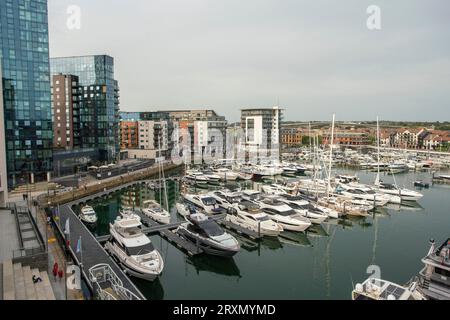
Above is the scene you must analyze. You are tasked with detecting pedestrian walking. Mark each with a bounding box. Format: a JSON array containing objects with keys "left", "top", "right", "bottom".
[{"left": 58, "top": 270, "right": 63, "bottom": 281}]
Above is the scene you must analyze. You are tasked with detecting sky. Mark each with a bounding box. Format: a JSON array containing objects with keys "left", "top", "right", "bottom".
[{"left": 48, "top": 0, "right": 450, "bottom": 123}]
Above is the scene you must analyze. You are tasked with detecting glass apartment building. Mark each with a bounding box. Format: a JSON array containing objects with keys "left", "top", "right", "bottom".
[
  {"left": 50, "top": 55, "right": 120, "bottom": 163},
  {"left": 0, "top": 0, "right": 53, "bottom": 188}
]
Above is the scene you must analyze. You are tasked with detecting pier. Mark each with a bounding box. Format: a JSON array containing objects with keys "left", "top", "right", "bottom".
[{"left": 53, "top": 204, "right": 146, "bottom": 300}]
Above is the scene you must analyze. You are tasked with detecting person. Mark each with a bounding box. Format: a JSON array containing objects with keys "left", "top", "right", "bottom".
[
  {"left": 52, "top": 262, "right": 58, "bottom": 279},
  {"left": 32, "top": 275, "right": 42, "bottom": 283},
  {"left": 58, "top": 269, "right": 64, "bottom": 281}
]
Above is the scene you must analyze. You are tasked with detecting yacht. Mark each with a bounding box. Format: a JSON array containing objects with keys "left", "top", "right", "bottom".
[
  {"left": 105, "top": 214, "right": 163, "bottom": 281},
  {"left": 80, "top": 205, "right": 98, "bottom": 224},
  {"left": 212, "top": 168, "right": 239, "bottom": 181},
  {"left": 200, "top": 170, "right": 221, "bottom": 184},
  {"left": 335, "top": 174, "right": 359, "bottom": 184},
  {"left": 183, "top": 193, "right": 226, "bottom": 215},
  {"left": 141, "top": 200, "right": 171, "bottom": 224},
  {"left": 185, "top": 170, "right": 209, "bottom": 185},
  {"left": 417, "top": 238, "right": 450, "bottom": 300},
  {"left": 318, "top": 196, "right": 372, "bottom": 217},
  {"left": 352, "top": 277, "right": 426, "bottom": 300},
  {"left": 278, "top": 196, "right": 328, "bottom": 224},
  {"left": 176, "top": 213, "right": 240, "bottom": 257},
  {"left": 261, "top": 184, "right": 288, "bottom": 196},
  {"left": 226, "top": 200, "right": 283, "bottom": 237},
  {"left": 208, "top": 190, "right": 243, "bottom": 210},
  {"left": 338, "top": 184, "right": 393, "bottom": 206},
  {"left": 253, "top": 196, "right": 312, "bottom": 232},
  {"left": 388, "top": 162, "right": 409, "bottom": 174},
  {"left": 376, "top": 182, "right": 423, "bottom": 201},
  {"left": 176, "top": 201, "right": 198, "bottom": 217}
]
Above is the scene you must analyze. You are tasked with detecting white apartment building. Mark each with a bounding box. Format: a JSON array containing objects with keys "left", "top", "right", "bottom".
[{"left": 240, "top": 106, "right": 282, "bottom": 161}]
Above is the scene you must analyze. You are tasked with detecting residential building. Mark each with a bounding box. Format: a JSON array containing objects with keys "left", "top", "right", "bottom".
[
  {"left": 323, "top": 131, "right": 370, "bottom": 146},
  {"left": 0, "top": 65, "right": 8, "bottom": 205},
  {"left": 168, "top": 109, "right": 227, "bottom": 164},
  {"left": 50, "top": 55, "right": 120, "bottom": 163},
  {"left": 120, "top": 121, "right": 139, "bottom": 149},
  {"left": 241, "top": 106, "right": 282, "bottom": 161},
  {"left": 51, "top": 74, "right": 81, "bottom": 149},
  {"left": 281, "top": 128, "right": 302, "bottom": 147},
  {"left": 420, "top": 130, "right": 450, "bottom": 150},
  {"left": 392, "top": 128, "right": 425, "bottom": 149},
  {"left": 1, "top": 0, "right": 53, "bottom": 188}
]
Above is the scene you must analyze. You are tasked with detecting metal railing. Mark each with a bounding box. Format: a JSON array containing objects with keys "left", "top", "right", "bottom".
[{"left": 88, "top": 263, "right": 141, "bottom": 301}]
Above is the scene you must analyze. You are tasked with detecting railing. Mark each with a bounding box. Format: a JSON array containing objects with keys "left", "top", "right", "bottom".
[
  {"left": 12, "top": 244, "right": 46, "bottom": 259},
  {"left": 88, "top": 263, "right": 141, "bottom": 301}
]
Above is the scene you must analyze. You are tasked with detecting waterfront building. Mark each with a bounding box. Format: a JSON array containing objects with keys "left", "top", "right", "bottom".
[
  {"left": 0, "top": 0, "right": 53, "bottom": 188},
  {"left": 168, "top": 110, "right": 227, "bottom": 164},
  {"left": 120, "top": 121, "right": 139, "bottom": 149},
  {"left": 281, "top": 128, "right": 302, "bottom": 147},
  {"left": 323, "top": 131, "right": 370, "bottom": 146},
  {"left": 0, "top": 65, "right": 8, "bottom": 205},
  {"left": 240, "top": 106, "right": 282, "bottom": 161},
  {"left": 51, "top": 74, "right": 81, "bottom": 149},
  {"left": 50, "top": 55, "right": 120, "bottom": 163}
]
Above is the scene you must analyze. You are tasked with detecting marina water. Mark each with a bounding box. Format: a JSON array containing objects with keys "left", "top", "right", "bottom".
[{"left": 82, "top": 169, "right": 450, "bottom": 300}]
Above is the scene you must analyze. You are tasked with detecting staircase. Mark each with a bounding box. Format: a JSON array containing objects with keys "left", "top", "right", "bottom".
[{"left": 1, "top": 260, "right": 55, "bottom": 300}]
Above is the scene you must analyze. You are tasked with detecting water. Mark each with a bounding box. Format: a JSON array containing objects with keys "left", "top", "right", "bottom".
[{"left": 83, "top": 169, "right": 450, "bottom": 300}]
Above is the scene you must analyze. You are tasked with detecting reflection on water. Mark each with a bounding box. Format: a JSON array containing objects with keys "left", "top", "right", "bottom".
[
  {"left": 82, "top": 168, "right": 450, "bottom": 299},
  {"left": 186, "top": 255, "right": 242, "bottom": 279}
]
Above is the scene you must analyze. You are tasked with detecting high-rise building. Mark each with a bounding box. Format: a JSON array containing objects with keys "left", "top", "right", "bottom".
[
  {"left": 51, "top": 74, "right": 81, "bottom": 149},
  {"left": 50, "top": 55, "right": 120, "bottom": 163},
  {"left": 0, "top": 0, "right": 53, "bottom": 188},
  {"left": 240, "top": 106, "right": 283, "bottom": 161},
  {"left": 0, "top": 65, "right": 8, "bottom": 205}
]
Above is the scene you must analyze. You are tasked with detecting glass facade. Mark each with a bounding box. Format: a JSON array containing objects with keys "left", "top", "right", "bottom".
[
  {"left": 50, "top": 55, "right": 120, "bottom": 163},
  {"left": 0, "top": 0, "right": 53, "bottom": 188}
]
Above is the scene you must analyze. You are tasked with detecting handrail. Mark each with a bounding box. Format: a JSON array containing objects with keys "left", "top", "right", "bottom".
[{"left": 88, "top": 263, "right": 141, "bottom": 300}]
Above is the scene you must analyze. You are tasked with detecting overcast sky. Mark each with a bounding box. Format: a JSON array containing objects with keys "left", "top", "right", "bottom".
[{"left": 48, "top": 0, "right": 450, "bottom": 122}]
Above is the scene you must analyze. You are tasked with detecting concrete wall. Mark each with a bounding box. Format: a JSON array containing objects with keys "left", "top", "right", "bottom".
[
  {"left": 127, "top": 148, "right": 158, "bottom": 160},
  {"left": 0, "top": 65, "right": 8, "bottom": 206}
]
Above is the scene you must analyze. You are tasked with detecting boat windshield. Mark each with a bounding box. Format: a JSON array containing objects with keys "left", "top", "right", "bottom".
[
  {"left": 127, "top": 242, "right": 155, "bottom": 256},
  {"left": 199, "top": 221, "right": 224, "bottom": 237},
  {"left": 255, "top": 215, "right": 270, "bottom": 222},
  {"left": 201, "top": 197, "right": 217, "bottom": 206}
]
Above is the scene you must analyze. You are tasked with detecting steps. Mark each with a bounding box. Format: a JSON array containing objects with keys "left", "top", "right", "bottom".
[{"left": 1, "top": 260, "right": 56, "bottom": 300}]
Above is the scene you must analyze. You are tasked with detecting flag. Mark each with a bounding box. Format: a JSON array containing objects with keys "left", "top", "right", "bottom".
[
  {"left": 76, "top": 237, "right": 82, "bottom": 253},
  {"left": 64, "top": 218, "right": 70, "bottom": 235}
]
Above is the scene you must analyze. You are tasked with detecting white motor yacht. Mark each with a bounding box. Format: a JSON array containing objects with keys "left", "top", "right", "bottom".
[
  {"left": 208, "top": 190, "right": 243, "bottom": 210},
  {"left": 352, "top": 277, "right": 426, "bottom": 300},
  {"left": 176, "top": 213, "right": 240, "bottom": 257},
  {"left": 338, "top": 184, "right": 393, "bottom": 206},
  {"left": 105, "top": 215, "right": 163, "bottom": 281},
  {"left": 253, "top": 196, "right": 312, "bottom": 232},
  {"left": 80, "top": 205, "right": 98, "bottom": 224},
  {"left": 226, "top": 200, "right": 283, "bottom": 237},
  {"left": 141, "top": 200, "right": 171, "bottom": 224},
  {"left": 213, "top": 168, "right": 239, "bottom": 181},
  {"left": 278, "top": 196, "right": 328, "bottom": 224},
  {"left": 376, "top": 182, "right": 423, "bottom": 201},
  {"left": 185, "top": 170, "right": 209, "bottom": 185},
  {"left": 183, "top": 193, "right": 226, "bottom": 215}
]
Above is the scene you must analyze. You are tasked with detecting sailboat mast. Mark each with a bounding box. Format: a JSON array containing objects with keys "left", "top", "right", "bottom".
[
  {"left": 377, "top": 116, "right": 380, "bottom": 180},
  {"left": 327, "top": 114, "right": 335, "bottom": 196}
]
